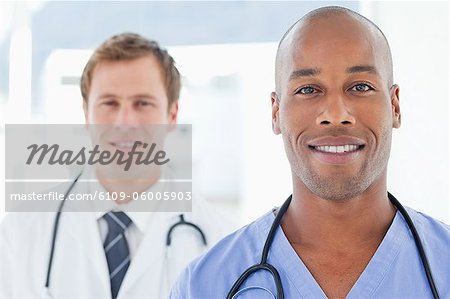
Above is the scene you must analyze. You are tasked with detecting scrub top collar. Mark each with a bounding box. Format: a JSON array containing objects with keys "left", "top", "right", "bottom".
[{"left": 261, "top": 207, "right": 408, "bottom": 298}]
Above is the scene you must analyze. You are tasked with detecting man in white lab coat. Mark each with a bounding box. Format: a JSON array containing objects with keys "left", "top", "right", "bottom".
[{"left": 0, "top": 33, "right": 232, "bottom": 299}]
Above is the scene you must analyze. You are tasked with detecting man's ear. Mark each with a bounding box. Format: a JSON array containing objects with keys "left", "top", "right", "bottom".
[
  {"left": 167, "top": 101, "right": 179, "bottom": 131},
  {"left": 83, "top": 99, "right": 89, "bottom": 124},
  {"left": 390, "top": 84, "right": 401, "bottom": 128},
  {"left": 271, "top": 92, "right": 281, "bottom": 135}
]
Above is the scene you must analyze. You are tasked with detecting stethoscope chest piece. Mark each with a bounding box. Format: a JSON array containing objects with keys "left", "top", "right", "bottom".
[{"left": 232, "top": 286, "right": 276, "bottom": 299}]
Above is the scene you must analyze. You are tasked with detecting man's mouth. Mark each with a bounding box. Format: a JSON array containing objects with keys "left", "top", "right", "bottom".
[
  {"left": 308, "top": 144, "right": 365, "bottom": 164},
  {"left": 109, "top": 141, "right": 142, "bottom": 151},
  {"left": 309, "top": 144, "right": 365, "bottom": 154},
  {"left": 306, "top": 135, "right": 366, "bottom": 164}
]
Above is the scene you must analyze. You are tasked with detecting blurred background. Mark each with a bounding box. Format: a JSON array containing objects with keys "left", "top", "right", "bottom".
[{"left": 0, "top": 1, "right": 448, "bottom": 225}]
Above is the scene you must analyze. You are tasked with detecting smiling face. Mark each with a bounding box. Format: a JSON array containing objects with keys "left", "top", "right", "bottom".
[
  {"left": 84, "top": 54, "right": 177, "bottom": 125},
  {"left": 272, "top": 14, "right": 401, "bottom": 201},
  {"left": 84, "top": 55, "right": 178, "bottom": 154}
]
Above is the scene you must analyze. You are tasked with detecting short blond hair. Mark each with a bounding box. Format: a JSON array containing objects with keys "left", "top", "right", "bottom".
[{"left": 80, "top": 33, "right": 181, "bottom": 108}]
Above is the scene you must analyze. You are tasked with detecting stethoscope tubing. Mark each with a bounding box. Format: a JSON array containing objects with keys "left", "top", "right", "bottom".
[
  {"left": 45, "top": 171, "right": 83, "bottom": 289},
  {"left": 388, "top": 193, "right": 440, "bottom": 299}
]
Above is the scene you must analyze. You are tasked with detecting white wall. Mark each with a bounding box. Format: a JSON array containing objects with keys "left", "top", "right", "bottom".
[
  {"left": 1, "top": 2, "right": 448, "bottom": 225},
  {"left": 367, "top": 1, "right": 449, "bottom": 223}
]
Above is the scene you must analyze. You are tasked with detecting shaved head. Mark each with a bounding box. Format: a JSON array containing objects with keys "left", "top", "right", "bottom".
[
  {"left": 275, "top": 6, "right": 393, "bottom": 94},
  {"left": 271, "top": 6, "right": 401, "bottom": 202}
]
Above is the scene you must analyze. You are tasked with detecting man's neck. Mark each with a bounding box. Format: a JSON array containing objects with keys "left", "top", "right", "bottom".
[
  {"left": 280, "top": 175, "right": 397, "bottom": 298},
  {"left": 281, "top": 176, "right": 396, "bottom": 251}
]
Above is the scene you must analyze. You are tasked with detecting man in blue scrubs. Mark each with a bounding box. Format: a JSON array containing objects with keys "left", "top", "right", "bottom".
[{"left": 170, "top": 6, "right": 450, "bottom": 299}]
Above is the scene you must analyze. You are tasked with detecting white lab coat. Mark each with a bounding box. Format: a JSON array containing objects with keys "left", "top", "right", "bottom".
[{"left": 0, "top": 175, "right": 234, "bottom": 299}]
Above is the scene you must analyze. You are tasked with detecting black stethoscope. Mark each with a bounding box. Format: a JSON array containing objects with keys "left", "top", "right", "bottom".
[
  {"left": 227, "top": 193, "right": 440, "bottom": 299},
  {"left": 42, "top": 172, "right": 207, "bottom": 299}
]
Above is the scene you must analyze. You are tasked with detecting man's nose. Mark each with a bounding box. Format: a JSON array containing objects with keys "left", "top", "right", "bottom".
[
  {"left": 316, "top": 93, "right": 356, "bottom": 126},
  {"left": 113, "top": 104, "right": 139, "bottom": 129}
]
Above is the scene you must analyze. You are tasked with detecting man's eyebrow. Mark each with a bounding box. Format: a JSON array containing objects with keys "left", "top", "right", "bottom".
[
  {"left": 97, "top": 93, "right": 157, "bottom": 100},
  {"left": 289, "top": 68, "right": 320, "bottom": 80},
  {"left": 97, "top": 93, "right": 117, "bottom": 100},
  {"left": 346, "top": 65, "right": 379, "bottom": 75},
  {"left": 130, "top": 94, "right": 157, "bottom": 100}
]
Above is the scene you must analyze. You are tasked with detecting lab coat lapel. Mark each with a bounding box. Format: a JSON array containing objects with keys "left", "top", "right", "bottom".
[
  {"left": 118, "top": 213, "right": 168, "bottom": 297},
  {"left": 118, "top": 212, "right": 199, "bottom": 298},
  {"left": 71, "top": 213, "right": 110, "bottom": 290},
  {"left": 51, "top": 211, "right": 111, "bottom": 297},
  {"left": 59, "top": 179, "right": 111, "bottom": 297}
]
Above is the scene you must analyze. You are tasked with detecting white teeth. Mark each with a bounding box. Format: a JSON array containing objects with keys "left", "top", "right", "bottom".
[
  {"left": 113, "top": 142, "right": 135, "bottom": 148},
  {"left": 314, "top": 145, "right": 359, "bottom": 153}
]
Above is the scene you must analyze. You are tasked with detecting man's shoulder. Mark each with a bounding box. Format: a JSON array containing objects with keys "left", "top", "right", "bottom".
[
  {"left": 188, "top": 196, "right": 239, "bottom": 245},
  {"left": 170, "top": 211, "right": 274, "bottom": 297},
  {"left": 1, "top": 212, "right": 55, "bottom": 229},
  {"left": 0, "top": 212, "right": 57, "bottom": 249},
  {"left": 407, "top": 207, "right": 450, "bottom": 232},
  {"left": 1, "top": 177, "right": 72, "bottom": 229},
  {"left": 193, "top": 210, "right": 272, "bottom": 265},
  {"left": 404, "top": 207, "right": 450, "bottom": 296},
  {"left": 406, "top": 207, "right": 450, "bottom": 246}
]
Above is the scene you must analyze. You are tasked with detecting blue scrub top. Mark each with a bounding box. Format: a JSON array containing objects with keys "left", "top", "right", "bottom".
[{"left": 170, "top": 206, "right": 450, "bottom": 299}]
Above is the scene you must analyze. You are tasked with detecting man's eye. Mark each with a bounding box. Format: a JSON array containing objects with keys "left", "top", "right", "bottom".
[
  {"left": 136, "top": 100, "right": 152, "bottom": 107},
  {"left": 351, "top": 83, "right": 373, "bottom": 92},
  {"left": 296, "top": 86, "right": 317, "bottom": 95},
  {"left": 103, "top": 101, "right": 118, "bottom": 106}
]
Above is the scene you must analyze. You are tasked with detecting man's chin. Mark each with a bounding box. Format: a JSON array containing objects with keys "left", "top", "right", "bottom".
[
  {"left": 301, "top": 172, "right": 369, "bottom": 202},
  {"left": 313, "top": 189, "right": 362, "bottom": 202}
]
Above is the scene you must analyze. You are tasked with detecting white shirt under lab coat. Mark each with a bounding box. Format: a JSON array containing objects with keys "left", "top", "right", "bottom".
[{"left": 0, "top": 169, "right": 234, "bottom": 299}]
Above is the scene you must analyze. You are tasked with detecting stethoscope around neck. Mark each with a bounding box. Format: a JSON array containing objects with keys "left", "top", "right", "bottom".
[
  {"left": 42, "top": 171, "right": 207, "bottom": 299},
  {"left": 227, "top": 193, "right": 440, "bottom": 299}
]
